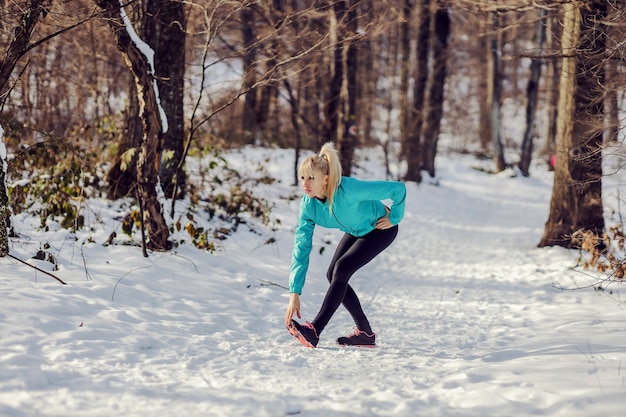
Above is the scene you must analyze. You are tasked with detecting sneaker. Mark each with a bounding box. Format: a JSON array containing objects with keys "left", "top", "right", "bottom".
[
  {"left": 287, "top": 320, "right": 319, "bottom": 348},
  {"left": 337, "top": 328, "right": 376, "bottom": 347}
]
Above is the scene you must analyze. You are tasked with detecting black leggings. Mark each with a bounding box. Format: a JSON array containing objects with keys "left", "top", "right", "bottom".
[{"left": 311, "top": 225, "right": 398, "bottom": 335}]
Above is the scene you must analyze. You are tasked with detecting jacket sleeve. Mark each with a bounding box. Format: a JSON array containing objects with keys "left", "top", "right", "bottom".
[
  {"left": 351, "top": 178, "right": 406, "bottom": 226},
  {"left": 386, "top": 181, "right": 406, "bottom": 225},
  {"left": 289, "top": 198, "right": 315, "bottom": 294}
]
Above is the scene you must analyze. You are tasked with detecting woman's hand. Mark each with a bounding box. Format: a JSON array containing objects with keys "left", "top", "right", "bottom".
[
  {"left": 285, "top": 293, "right": 301, "bottom": 326},
  {"left": 376, "top": 208, "right": 393, "bottom": 230}
]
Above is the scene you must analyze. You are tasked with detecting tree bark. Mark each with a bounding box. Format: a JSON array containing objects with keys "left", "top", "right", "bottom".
[
  {"left": 97, "top": 0, "right": 171, "bottom": 252},
  {"left": 144, "top": 0, "right": 187, "bottom": 199},
  {"left": 326, "top": 0, "right": 345, "bottom": 144},
  {"left": 0, "top": 125, "right": 8, "bottom": 256},
  {"left": 398, "top": 0, "right": 412, "bottom": 149},
  {"left": 106, "top": 2, "right": 143, "bottom": 200},
  {"left": 539, "top": 1, "right": 606, "bottom": 248},
  {"left": 0, "top": 0, "right": 51, "bottom": 256},
  {"left": 356, "top": 0, "right": 374, "bottom": 144},
  {"left": 338, "top": 0, "right": 359, "bottom": 176},
  {"left": 519, "top": 8, "right": 547, "bottom": 177},
  {"left": 421, "top": 1, "right": 450, "bottom": 178},
  {"left": 241, "top": 3, "right": 258, "bottom": 145},
  {"left": 404, "top": 0, "right": 430, "bottom": 182},
  {"left": 489, "top": 12, "right": 506, "bottom": 173},
  {"left": 605, "top": 6, "right": 620, "bottom": 144},
  {"left": 477, "top": 14, "right": 491, "bottom": 152},
  {"left": 539, "top": 12, "right": 561, "bottom": 164},
  {"left": 0, "top": 0, "right": 50, "bottom": 102}
]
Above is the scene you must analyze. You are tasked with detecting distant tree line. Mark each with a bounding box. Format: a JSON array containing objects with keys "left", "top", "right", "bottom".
[{"left": 0, "top": 0, "right": 624, "bottom": 259}]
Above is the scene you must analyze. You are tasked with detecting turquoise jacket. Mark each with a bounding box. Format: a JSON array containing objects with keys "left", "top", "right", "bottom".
[{"left": 289, "top": 176, "right": 406, "bottom": 294}]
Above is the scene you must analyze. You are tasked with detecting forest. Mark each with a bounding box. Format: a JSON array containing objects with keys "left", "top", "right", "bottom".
[{"left": 0, "top": 0, "right": 624, "bottom": 279}]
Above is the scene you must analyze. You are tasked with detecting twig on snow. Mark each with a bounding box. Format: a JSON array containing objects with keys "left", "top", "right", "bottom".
[
  {"left": 111, "top": 266, "right": 151, "bottom": 301},
  {"left": 6, "top": 253, "right": 67, "bottom": 285}
]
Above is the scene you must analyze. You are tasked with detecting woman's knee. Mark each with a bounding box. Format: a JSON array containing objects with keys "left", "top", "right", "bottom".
[
  {"left": 325, "top": 267, "right": 333, "bottom": 283},
  {"left": 327, "top": 259, "right": 353, "bottom": 284}
]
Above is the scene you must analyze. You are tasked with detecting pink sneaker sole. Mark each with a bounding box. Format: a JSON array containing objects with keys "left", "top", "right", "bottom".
[{"left": 287, "top": 325, "right": 316, "bottom": 348}]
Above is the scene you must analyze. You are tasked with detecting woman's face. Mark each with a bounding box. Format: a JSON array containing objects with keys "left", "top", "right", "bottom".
[{"left": 300, "top": 169, "right": 328, "bottom": 199}]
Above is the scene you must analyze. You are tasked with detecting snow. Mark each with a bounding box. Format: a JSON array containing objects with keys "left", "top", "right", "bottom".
[{"left": 1, "top": 145, "right": 625, "bottom": 417}]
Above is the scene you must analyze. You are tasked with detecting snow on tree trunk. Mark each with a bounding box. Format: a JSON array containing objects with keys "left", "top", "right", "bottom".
[
  {"left": 0, "top": 124, "right": 8, "bottom": 256},
  {"left": 97, "top": 0, "right": 171, "bottom": 253},
  {"left": 144, "top": 0, "right": 187, "bottom": 200}
]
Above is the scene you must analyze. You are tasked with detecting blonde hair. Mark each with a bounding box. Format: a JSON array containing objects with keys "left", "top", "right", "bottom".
[{"left": 299, "top": 142, "right": 342, "bottom": 212}]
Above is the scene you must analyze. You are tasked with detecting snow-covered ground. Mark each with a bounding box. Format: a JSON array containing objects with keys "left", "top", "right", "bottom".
[{"left": 1, "top": 145, "right": 625, "bottom": 417}]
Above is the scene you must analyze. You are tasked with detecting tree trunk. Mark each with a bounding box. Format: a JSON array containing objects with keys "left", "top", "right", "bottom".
[
  {"left": 284, "top": 79, "right": 302, "bottom": 186},
  {"left": 0, "top": 125, "right": 8, "bottom": 256},
  {"left": 477, "top": 15, "right": 491, "bottom": 152},
  {"left": 404, "top": 0, "right": 430, "bottom": 182},
  {"left": 326, "top": 1, "right": 345, "bottom": 144},
  {"left": 605, "top": 6, "right": 620, "bottom": 144},
  {"left": 358, "top": 0, "right": 375, "bottom": 144},
  {"left": 605, "top": 62, "right": 619, "bottom": 144},
  {"left": 539, "top": 12, "right": 561, "bottom": 164},
  {"left": 519, "top": 8, "right": 547, "bottom": 177},
  {"left": 144, "top": 0, "right": 187, "bottom": 200},
  {"left": 106, "top": 2, "right": 142, "bottom": 200},
  {"left": 489, "top": 12, "right": 506, "bottom": 173},
  {"left": 338, "top": 0, "right": 359, "bottom": 176},
  {"left": 539, "top": 1, "right": 606, "bottom": 248},
  {"left": 421, "top": 1, "right": 450, "bottom": 178},
  {"left": 398, "top": 0, "right": 412, "bottom": 148},
  {"left": 241, "top": 3, "right": 258, "bottom": 145},
  {"left": 0, "top": 0, "right": 50, "bottom": 256},
  {"left": 256, "top": 0, "right": 283, "bottom": 145},
  {"left": 0, "top": 0, "right": 49, "bottom": 101},
  {"left": 97, "top": 0, "right": 171, "bottom": 252}
]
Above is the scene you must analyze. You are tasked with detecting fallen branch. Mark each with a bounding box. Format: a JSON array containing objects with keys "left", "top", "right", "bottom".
[
  {"left": 258, "top": 278, "right": 288, "bottom": 290},
  {"left": 7, "top": 253, "right": 67, "bottom": 285}
]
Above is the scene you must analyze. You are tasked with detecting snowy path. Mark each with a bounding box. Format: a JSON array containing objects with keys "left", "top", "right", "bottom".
[{"left": 1, "top": 147, "right": 625, "bottom": 417}]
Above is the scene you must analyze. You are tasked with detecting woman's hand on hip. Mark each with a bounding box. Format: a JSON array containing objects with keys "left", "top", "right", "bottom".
[
  {"left": 376, "top": 209, "right": 393, "bottom": 230},
  {"left": 285, "top": 293, "right": 301, "bottom": 326}
]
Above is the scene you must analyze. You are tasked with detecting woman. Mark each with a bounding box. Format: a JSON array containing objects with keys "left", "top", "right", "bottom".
[{"left": 285, "top": 142, "right": 406, "bottom": 348}]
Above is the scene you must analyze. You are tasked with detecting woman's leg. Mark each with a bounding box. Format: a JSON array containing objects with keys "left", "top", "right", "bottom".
[
  {"left": 323, "top": 234, "right": 371, "bottom": 330},
  {"left": 312, "top": 225, "right": 398, "bottom": 334}
]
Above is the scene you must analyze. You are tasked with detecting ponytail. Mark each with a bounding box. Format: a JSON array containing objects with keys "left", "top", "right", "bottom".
[{"left": 298, "top": 141, "right": 343, "bottom": 213}]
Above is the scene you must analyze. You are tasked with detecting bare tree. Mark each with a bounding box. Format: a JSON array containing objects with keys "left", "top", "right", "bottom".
[
  {"left": 146, "top": 0, "right": 187, "bottom": 200},
  {"left": 538, "top": 10, "right": 561, "bottom": 164},
  {"left": 489, "top": 11, "right": 506, "bottom": 172},
  {"left": 240, "top": 2, "right": 258, "bottom": 145},
  {"left": 0, "top": 0, "right": 52, "bottom": 257},
  {"left": 421, "top": 0, "right": 450, "bottom": 178},
  {"left": 0, "top": 124, "right": 7, "bottom": 257},
  {"left": 398, "top": 0, "right": 412, "bottom": 149},
  {"left": 337, "top": 0, "right": 360, "bottom": 176},
  {"left": 539, "top": 1, "right": 607, "bottom": 248},
  {"left": 519, "top": 8, "right": 547, "bottom": 176},
  {"left": 96, "top": 0, "right": 171, "bottom": 253},
  {"left": 403, "top": 0, "right": 430, "bottom": 182},
  {"left": 604, "top": 2, "right": 624, "bottom": 145}
]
